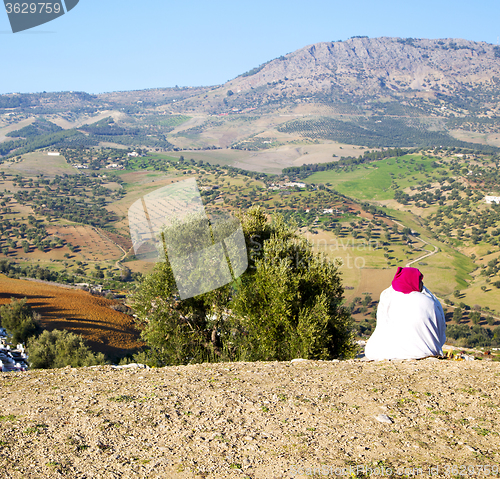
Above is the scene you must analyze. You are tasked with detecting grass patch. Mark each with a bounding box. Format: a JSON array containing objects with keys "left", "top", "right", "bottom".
[
  {"left": 0, "top": 415, "right": 16, "bottom": 421},
  {"left": 24, "top": 424, "right": 48, "bottom": 434},
  {"left": 305, "top": 155, "right": 436, "bottom": 201}
]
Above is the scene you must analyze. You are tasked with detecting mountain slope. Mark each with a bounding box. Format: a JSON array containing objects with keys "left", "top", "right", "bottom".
[
  {"left": 2, "top": 37, "right": 500, "bottom": 152},
  {"left": 220, "top": 37, "right": 500, "bottom": 112}
]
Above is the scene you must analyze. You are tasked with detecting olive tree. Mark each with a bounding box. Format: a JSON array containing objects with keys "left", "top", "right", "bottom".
[{"left": 129, "top": 207, "right": 356, "bottom": 366}]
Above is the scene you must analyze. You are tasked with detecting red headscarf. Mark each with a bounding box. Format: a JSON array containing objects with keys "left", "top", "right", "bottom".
[{"left": 391, "top": 267, "right": 423, "bottom": 294}]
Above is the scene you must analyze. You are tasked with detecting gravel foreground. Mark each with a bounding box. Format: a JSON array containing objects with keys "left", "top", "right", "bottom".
[{"left": 1, "top": 359, "right": 499, "bottom": 478}]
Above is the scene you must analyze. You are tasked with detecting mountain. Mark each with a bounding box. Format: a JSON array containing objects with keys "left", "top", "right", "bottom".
[
  {"left": 230, "top": 37, "right": 500, "bottom": 98},
  {"left": 2, "top": 37, "right": 500, "bottom": 152},
  {"left": 201, "top": 37, "right": 500, "bottom": 116}
]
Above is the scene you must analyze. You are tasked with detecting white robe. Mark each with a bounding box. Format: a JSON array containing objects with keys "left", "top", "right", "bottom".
[{"left": 364, "top": 286, "right": 446, "bottom": 360}]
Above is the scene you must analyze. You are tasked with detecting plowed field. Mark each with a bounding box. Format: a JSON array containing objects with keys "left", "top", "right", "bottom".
[{"left": 0, "top": 274, "right": 143, "bottom": 358}]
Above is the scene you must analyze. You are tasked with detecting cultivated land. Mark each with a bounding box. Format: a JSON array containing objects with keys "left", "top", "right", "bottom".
[
  {"left": 0, "top": 146, "right": 500, "bottom": 353},
  {"left": 0, "top": 274, "right": 142, "bottom": 358},
  {"left": 0, "top": 359, "right": 499, "bottom": 478},
  {"left": 2, "top": 37, "right": 500, "bottom": 353}
]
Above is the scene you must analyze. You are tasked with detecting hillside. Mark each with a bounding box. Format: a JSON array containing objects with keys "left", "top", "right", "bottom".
[
  {"left": 223, "top": 37, "right": 500, "bottom": 109},
  {"left": 0, "top": 359, "right": 499, "bottom": 478},
  {"left": 0, "top": 274, "right": 143, "bottom": 358},
  {"left": 1, "top": 39, "right": 500, "bottom": 361},
  {"left": 2, "top": 37, "right": 500, "bottom": 154}
]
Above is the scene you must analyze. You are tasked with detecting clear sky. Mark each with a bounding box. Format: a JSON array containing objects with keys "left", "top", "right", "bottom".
[{"left": 1, "top": 0, "right": 499, "bottom": 95}]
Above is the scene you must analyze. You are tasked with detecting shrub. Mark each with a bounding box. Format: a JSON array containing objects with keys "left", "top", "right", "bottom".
[
  {"left": 27, "top": 329, "right": 106, "bottom": 369},
  {"left": 470, "top": 311, "right": 481, "bottom": 325},
  {"left": 453, "top": 307, "right": 463, "bottom": 323},
  {"left": 0, "top": 298, "right": 41, "bottom": 344},
  {"left": 446, "top": 324, "right": 500, "bottom": 348}
]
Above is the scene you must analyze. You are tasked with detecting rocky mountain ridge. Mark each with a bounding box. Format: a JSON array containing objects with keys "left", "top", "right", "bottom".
[{"left": 2, "top": 37, "right": 500, "bottom": 152}]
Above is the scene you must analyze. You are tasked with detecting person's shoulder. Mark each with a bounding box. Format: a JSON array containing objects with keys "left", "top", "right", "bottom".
[
  {"left": 380, "top": 286, "right": 395, "bottom": 298},
  {"left": 408, "top": 289, "right": 436, "bottom": 307}
]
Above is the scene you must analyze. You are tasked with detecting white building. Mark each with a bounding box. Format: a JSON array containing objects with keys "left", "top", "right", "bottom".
[{"left": 485, "top": 196, "right": 500, "bottom": 204}]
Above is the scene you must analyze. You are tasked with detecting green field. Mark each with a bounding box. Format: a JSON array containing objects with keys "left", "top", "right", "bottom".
[{"left": 304, "top": 155, "right": 438, "bottom": 200}]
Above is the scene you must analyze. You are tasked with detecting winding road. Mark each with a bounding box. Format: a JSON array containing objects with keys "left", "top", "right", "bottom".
[{"left": 391, "top": 220, "right": 439, "bottom": 267}]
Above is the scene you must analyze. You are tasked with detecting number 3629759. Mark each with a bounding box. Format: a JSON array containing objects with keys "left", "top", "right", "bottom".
[{"left": 5, "top": 3, "right": 62, "bottom": 14}]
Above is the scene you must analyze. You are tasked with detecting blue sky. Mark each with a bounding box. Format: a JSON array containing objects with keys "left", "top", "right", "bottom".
[{"left": 1, "top": 0, "right": 499, "bottom": 95}]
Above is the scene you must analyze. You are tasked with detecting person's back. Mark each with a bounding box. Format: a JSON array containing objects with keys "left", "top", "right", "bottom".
[{"left": 364, "top": 267, "right": 446, "bottom": 360}]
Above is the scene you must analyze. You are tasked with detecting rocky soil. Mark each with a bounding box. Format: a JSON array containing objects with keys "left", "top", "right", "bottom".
[{"left": 1, "top": 358, "right": 499, "bottom": 478}]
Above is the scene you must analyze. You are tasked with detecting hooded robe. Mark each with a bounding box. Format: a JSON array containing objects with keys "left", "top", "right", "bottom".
[{"left": 364, "top": 267, "right": 446, "bottom": 360}]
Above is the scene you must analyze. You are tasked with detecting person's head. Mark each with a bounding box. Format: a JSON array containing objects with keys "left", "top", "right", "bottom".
[{"left": 392, "top": 267, "right": 424, "bottom": 294}]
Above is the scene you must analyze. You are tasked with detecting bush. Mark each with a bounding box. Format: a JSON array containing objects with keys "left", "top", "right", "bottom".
[
  {"left": 470, "top": 311, "right": 481, "bottom": 325},
  {"left": 453, "top": 307, "right": 463, "bottom": 323},
  {"left": 0, "top": 298, "right": 41, "bottom": 344},
  {"left": 27, "top": 329, "right": 106, "bottom": 369},
  {"left": 446, "top": 324, "right": 500, "bottom": 348},
  {"left": 129, "top": 207, "right": 356, "bottom": 366}
]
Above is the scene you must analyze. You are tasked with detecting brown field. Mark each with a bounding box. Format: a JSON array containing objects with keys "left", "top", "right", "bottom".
[
  {"left": 48, "top": 225, "right": 124, "bottom": 262},
  {"left": 105, "top": 231, "right": 133, "bottom": 253},
  {"left": 4, "top": 246, "right": 72, "bottom": 262},
  {"left": 168, "top": 142, "right": 373, "bottom": 174},
  {"left": 0, "top": 274, "right": 143, "bottom": 357},
  {"left": 448, "top": 128, "right": 500, "bottom": 148},
  {"left": 108, "top": 172, "right": 183, "bottom": 235},
  {"left": 0, "top": 117, "right": 35, "bottom": 142},
  {"left": 121, "top": 259, "right": 156, "bottom": 275},
  {"left": 0, "top": 151, "right": 77, "bottom": 177}
]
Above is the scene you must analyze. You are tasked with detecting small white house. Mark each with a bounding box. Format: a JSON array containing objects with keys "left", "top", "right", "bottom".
[
  {"left": 128, "top": 151, "right": 139, "bottom": 157},
  {"left": 47, "top": 152, "right": 60, "bottom": 156},
  {"left": 485, "top": 196, "right": 500, "bottom": 204}
]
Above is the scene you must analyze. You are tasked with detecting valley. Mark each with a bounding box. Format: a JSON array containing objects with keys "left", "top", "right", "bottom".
[{"left": 2, "top": 36, "right": 500, "bottom": 358}]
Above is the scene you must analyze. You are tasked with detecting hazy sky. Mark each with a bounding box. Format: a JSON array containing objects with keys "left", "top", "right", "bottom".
[{"left": 1, "top": 0, "right": 499, "bottom": 94}]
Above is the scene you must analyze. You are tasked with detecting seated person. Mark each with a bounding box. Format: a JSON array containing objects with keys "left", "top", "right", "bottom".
[{"left": 364, "top": 267, "right": 446, "bottom": 360}]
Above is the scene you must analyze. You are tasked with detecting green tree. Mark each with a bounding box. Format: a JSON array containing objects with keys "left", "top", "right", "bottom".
[
  {"left": 0, "top": 298, "right": 41, "bottom": 344},
  {"left": 231, "top": 212, "right": 354, "bottom": 361},
  {"left": 453, "top": 307, "right": 463, "bottom": 324},
  {"left": 130, "top": 207, "right": 355, "bottom": 366},
  {"left": 470, "top": 311, "right": 481, "bottom": 325}
]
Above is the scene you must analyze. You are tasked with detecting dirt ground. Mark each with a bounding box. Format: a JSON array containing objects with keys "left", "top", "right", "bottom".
[
  {"left": 0, "top": 275, "right": 142, "bottom": 357},
  {"left": 48, "top": 225, "right": 124, "bottom": 263},
  {"left": 0, "top": 359, "right": 499, "bottom": 478}
]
